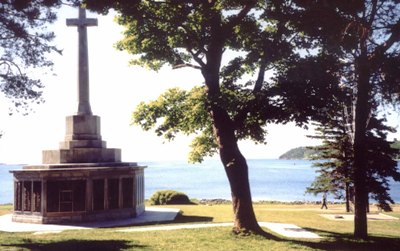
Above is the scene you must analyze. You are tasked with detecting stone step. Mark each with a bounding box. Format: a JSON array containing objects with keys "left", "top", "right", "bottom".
[{"left": 42, "top": 148, "right": 121, "bottom": 164}]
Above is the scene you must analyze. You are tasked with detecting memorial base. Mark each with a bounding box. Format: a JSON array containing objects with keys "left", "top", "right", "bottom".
[{"left": 10, "top": 163, "right": 145, "bottom": 224}]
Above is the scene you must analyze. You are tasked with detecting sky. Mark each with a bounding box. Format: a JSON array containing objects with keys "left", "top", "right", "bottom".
[{"left": 0, "top": 5, "right": 397, "bottom": 165}]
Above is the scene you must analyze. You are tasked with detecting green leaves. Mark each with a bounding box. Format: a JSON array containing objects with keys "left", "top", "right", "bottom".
[
  {"left": 122, "top": 0, "right": 280, "bottom": 161},
  {"left": 0, "top": 0, "right": 62, "bottom": 115},
  {"left": 188, "top": 128, "right": 218, "bottom": 163},
  {"left": 113, "top": 1, "right": 206, "bottom": 71},
  {"left": 274, "top": 53, "right": 344, "bottom": 124},
  {"left": 132, "top": 86, "right": 217, "bottom": 161},
  {"left": 131, "top": 83, "right": 273, "bottom": 162}
]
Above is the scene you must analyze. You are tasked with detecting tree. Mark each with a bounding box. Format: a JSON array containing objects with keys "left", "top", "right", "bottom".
[
  {"left": 306, "top": 125, "right": 354, "bottom": 212},
  {"left": 274, "top": 0, "right": 400, "bottom": 239},
  {"left": 84, "top": 0, "right": 297, "bottom": 234},
  {"left": 0, "top": 0, "right": 62, "bottom": 115},
  {"left": 307, "top": 115, "right": 400, "bottom": 213},
  {"left": 364, "top": 117, "right": 400, "bottom": 211}
]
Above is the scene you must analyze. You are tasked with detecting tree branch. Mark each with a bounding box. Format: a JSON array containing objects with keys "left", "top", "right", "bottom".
[
  {"left": 178, "top": 23, "right": 208, "bottom": 66},
  {"left": 367, "top": 0, "right": 378, "bottom": 28},
  {"left": 369, "top": 21, "right": 400, "bottom": 62},
  {"left": 224, "top": 2, "right": 255, "bottom": 31},
  {"left": 172, "top": 63, "right": 201, "bottom": 70},
  {"left": 233, "top": 60, "right": 268, "bottom": 128},
  {"left": 0, "top": 59, "right": 23, "bottom": 75},
  {"left": 188, "top": 49, "right": 206, "bottom": 68},
  {"left": 253, "top": 60, "right": 267, "bottom": 93}
]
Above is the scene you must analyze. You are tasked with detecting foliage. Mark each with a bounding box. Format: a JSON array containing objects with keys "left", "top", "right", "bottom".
[
  {"left": 84, "top": 0, "right": 301, "bottom": 233},
  {"left": 304, "top": 101, "right": 354, "bottom": 207},
  {"left": 274, "top": 53, "right": 344, "bottom": 125},
  {"left": 273, "top": 0, "right": 400, "bottom": 238},
  {"left": 132, "top": 86, "right": 217, "bottom": 163},
  {"left": 85, "top": 0, "right": 400, "bottom": 236},
  {"left": 84, "top": 0, "right": 298, "bottom": 161},
  {"left": 306, "top": 124, "right": 353, "bottom": 210},
  {"left": 307, "top": 114, "right": 400, "bottom": 212},
  {"left": 0, "top": 0, "right": 62, "bottom": 115},
  {"left": 149, "top": 190, "right": 191, "bottom": 205},
  {"left": 365, "top": 117, "right": 400, "bottom": 211}
]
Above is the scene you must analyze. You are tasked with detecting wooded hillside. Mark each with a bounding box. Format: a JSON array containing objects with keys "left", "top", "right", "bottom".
[{"left": 279, "top": 147, "right": 320, "bottom": 160}]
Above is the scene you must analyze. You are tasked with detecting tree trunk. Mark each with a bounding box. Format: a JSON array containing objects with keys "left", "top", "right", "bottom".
[
  {"left": 221, "top": 138, "right": 262, "bottom": 233},
  {"left": 203, "top": 66, "right": 263, "bottom": 234},
  {"left": 201, "top": 17, "right": 263, "bottom": 231},
  {"left": 353, "top": 140, "right": 368, "bottom": 239},
  {"left": 353, "top": 57, "right": 370, "bottom": 239},
  {"left": 211, "top": 100, "right": 263, "bottom": 234},
  {"left": 345, "top": 182, "right": 351, "bottom": 213}
]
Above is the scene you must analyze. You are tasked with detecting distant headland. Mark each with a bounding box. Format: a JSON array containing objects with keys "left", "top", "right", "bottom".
[
  {"left": 280, "top": 140, "right": 400, "bottom": 160},
  {"left": 279, "top": 147, "right": 320, "bottom": 160}
]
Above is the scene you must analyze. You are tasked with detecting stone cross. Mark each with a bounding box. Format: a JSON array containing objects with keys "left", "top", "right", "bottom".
[{"left": 66, "top": 7, "right": 98, "bottom": 115}]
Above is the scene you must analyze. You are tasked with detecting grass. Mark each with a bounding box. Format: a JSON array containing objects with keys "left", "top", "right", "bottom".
[
  {"left": 1, "top": 203, "right": 399, "bottom": 251},
  {"left": 0, "top": 204, "right": 12, "bottom": 215}
]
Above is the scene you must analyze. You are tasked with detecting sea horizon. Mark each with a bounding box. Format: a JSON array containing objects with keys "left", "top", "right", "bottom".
[{"left": 1, "top": 159, "right": 399, "bottom": 205}]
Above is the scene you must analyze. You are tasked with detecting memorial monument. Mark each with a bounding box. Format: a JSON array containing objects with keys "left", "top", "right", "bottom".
[{"left": 10, "top": 7, "right": 145, "bottom": 224}]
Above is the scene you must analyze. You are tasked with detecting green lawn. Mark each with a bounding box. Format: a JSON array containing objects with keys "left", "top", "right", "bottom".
[{"left": 1, "top": 203, "right": 399, "bottom": 251}]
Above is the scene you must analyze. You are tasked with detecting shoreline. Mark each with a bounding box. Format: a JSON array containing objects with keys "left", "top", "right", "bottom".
[
  {"left": 195, "top": 199, "right": 400, "bottom": 206},
  {"left": 3, "top": 199, "right": 399, "bottom": 207}
]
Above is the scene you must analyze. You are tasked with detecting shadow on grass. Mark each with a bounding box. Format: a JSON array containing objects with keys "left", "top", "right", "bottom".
[
  {"left": 1, "top": 239, "right": 145, "bottom": 251},
  {"left": 100, "top": 213, "right": 214, "bottom": 229},
  {"left": 287, "top": 227, "right": 400, "bottom": 251},
  {"left": 173, "top": 214, "right": 214, "bottom": 223}
]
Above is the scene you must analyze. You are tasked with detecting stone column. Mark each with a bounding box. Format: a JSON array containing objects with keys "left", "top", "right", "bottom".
[
  {"left": 104, "top": 178, "right": 109, "bottom": 210},
  {"left": 118, "top": 178, "right": 123, "bottom": 209},
  {"left": 66, "top": 7, "right": 97, "bottom": 115},
  {"left": 42, "top": 180, "right": 47, "bottom": 215},
  {"left": 86, "top": 178, "right": 93, "bottom": 212}
]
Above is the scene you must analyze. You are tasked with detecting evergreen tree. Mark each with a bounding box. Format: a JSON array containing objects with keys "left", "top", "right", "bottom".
[
  {"left": 364, "top": 117, "right": 400, "bottom": 211},
  {"left": 273, "top": 0, "right": 400, "bottom": 238},
  {"left": 306, "top": 112, "right": 353, "bottom": 212},
  {"left": 308, "top": 113, "right": 400, "bottom": 213}
]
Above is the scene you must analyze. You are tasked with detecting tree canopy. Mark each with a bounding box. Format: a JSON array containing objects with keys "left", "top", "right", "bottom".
[
  {"left": 84, "top": 0, "right": 301, "bottom": 234},
  {"left": 274, "top": 0, "right": 400, "bottom": 239},
  {"left": 84, "top": 0, "right": 400, "bottom": 238},
  {"left": 0, "top": 0, "right": 62, "bottom": 115},
  {"left": 307, "top": 115, "right": 400, "bottom": 212},
  {"left": 86, "top": 0, "right": 306, "bottom": 161}
]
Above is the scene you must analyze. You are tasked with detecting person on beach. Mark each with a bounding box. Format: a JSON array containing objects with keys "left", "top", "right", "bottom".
[{"left": 321, "top": 192, "right": 328, "bottom": 209}]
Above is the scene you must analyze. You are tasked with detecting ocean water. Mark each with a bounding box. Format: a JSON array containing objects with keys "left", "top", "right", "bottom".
[{"left": 1, "top": 159, "right": 399, "bottom": 204}]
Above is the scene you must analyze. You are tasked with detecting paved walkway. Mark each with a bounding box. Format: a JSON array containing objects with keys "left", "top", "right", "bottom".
[
  {"left": 259, "top": 222, "right": 321, "bottom": 239},
  {"left": 118, "top": 222, "right": 234, "bottom": 232},
  {"left": 320, "top": 213, "right": 399, "bottom": 221},
  {"left": 0, "top": 207, "right": 180, "bottom": 233},
  {"left": 118, "top": 222, "right": 321, "bottom": 239},
  {"left": 0, "top": 207, "right": 321, "bottom": 239}
]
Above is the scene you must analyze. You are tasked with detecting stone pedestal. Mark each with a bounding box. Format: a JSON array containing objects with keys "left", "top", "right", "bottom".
[{"left": 43, "top": 115, "right": 121, "bottom": 164}]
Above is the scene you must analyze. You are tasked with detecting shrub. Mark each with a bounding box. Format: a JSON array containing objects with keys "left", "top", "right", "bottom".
[{"left": 149, "top": 190, "right": 191, "bottom": 205}]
